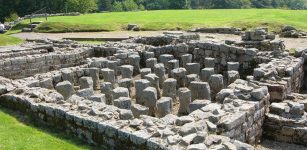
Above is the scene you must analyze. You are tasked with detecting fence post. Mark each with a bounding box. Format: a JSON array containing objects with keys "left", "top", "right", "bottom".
[{"left": 45, "top": 7, "right": 48, "bottom": 21}]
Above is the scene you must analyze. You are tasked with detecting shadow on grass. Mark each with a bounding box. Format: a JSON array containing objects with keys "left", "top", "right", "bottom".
[{"left": 0, "top": 106, "right": 102, "bottom": 150}]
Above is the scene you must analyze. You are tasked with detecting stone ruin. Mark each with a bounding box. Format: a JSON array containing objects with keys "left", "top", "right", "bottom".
[
  {"left": 280, "top": 26, "right": 307, "bottom": 38},
  {"left": 0, "top": 30, "right": 307, "bottom": 150},
  {"left": 188, "top": 27, "right": 242, "bottom": 35}
]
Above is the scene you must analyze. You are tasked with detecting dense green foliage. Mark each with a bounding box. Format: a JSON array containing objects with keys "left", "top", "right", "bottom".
[
  {"left": 0, "top": 107, "right": 93, "bottom": 149},
  {"left": 22, "top": 9, "right": 307, "bottom": 33},
  {"left": 1, "top": 0, "right": 307, "bottom": 22}
]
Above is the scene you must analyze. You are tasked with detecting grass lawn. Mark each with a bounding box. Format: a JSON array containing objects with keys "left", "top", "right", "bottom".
[
  {"left": 15, "top": 9, "right": 307, "bottom": 33},
  {"left": 0, "top": 34, "right": 23, "bottom": 46},
  {"left": 0, "top": 107, "right": 95, "bottom": 150}
]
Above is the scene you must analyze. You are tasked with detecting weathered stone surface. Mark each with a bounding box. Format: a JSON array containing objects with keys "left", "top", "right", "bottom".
[
  {"left": 201, "top": 68, "right": 214, "bottom": 82},
  {"left": 189, "top": 81, "right": 211, "bottom": 101},
  {"left": 186, "top": 63, "right": 200, "bottom": 75},
  {"left": 114, "top": 97, "right": 131, "bottom": 109},
  {"left": 120, "top": 65, "right": 134, "bottom": 79},
  {"left": 100, "top": 82, "right": 113, "bottom": 104},
  {"left": 135, "top": 79, "right": 150, "bottom": 105},
  {"left": 55, "top": 81, "right": 74, "bottom": 100},
  {"left": 101, "top": 68, "right": 115, "bottom": 83},
  {"left": 162, "top": 78, "right": 177, "bottom": 99},
  {"left": 178, "top": 88, "right": 192, "bottom": 115},
  {"left": 79, "top": 77, "right": 93, "bottom": 89},
  {"left": 156, "top": 97, "right": 172, "bottom": 118},
  {"left": 131, "top": 104, "right": 149, "bottom": 118},
  {"left": 142, "top": 87, "right": 158, "bottom": 116},
  {"left": 189, "top": 100, "right": 211, "bottom": 113},
  {"left": 76, "top": 88, "right": 93, "bottom": 99},
  {"left": 89, "top": 68, "right": 100, "bottom": 90}
]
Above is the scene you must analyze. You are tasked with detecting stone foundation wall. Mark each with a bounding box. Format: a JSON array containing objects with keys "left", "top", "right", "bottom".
[
  {"left": 189, "top": 27, "right": 241, "bottom": 35},
  {"left": 264, "top": 113, "right": 307, "bottom": 145},
  {"left": 132, "top": 33, "right": 200, "bottom": 46},
  {"left": 0, "top": 82, "right": 256, "bottom": 150},
  {"left": 263, "top": 100, "right": 307, "bottom": 145},
  {"left": 0, "top": 48, "right": 93, "bottom": 79},
  {"left": 145, "top": 41, "right": 258, "bottom": 76},
  {"left": 187, "top": 41, "right": 258, "bottom": 75},
  {"left": 250, "top": 57, "right": 304, "bottom": 102},
  {"left": 218, "top": 97, "right": 270, "bottom": 145},
  {"left": 0, "top": 94, "right": 166, "bottom": 150},
  {"left": 214, "top": 80, "right": 270, "bottom": 145},
  {"left": 148, "top": 43, "right": 189, "bottom": 59}
]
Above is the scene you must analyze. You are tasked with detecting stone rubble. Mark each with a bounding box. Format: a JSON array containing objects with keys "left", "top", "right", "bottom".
[{"left": 0, "top": 31, "right": 306, "bottom": 149}]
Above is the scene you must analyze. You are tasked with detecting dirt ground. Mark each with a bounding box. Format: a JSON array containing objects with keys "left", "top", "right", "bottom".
[
  {"left": 256, "top": 139, "right": 306, "bottom": 150},
  {"left": 11, "top": 31, "right": 307, "bottom": 50}
]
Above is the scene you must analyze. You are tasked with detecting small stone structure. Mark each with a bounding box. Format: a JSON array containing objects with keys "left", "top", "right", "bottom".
[
  {"left": 0, "top": 31, "right": 306, "bottom": 149},
  {"left": 189, "top": 27, "right": 242, "bottom": 35},
  {"left": 280, "top": 25, "right": 307, "bottom": 38}
]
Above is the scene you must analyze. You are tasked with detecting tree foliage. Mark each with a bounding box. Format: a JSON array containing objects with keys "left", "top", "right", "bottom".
[{"left": 66, "top": 0, "right": 98, "bottom": 13}]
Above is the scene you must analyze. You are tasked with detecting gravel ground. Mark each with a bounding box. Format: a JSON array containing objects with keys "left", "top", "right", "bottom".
[
  {"left": 256, "top": 139, "right": 306, "bottom": 150},
  {"left": 11, "top": 31, "right": 307, "bottom": 50}
]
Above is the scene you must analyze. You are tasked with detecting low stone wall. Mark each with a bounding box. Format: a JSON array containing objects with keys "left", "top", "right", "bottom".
[
  {"left": 0, "top": 48, "right": 93, "bottom": 79},
  {"left": 132, "top": 33, "right": 200, "bottom": 46},
  {"left": 0, "top": 45, "right": 53, "bottom": 59},
  {"left": 146, "top": 41, "right": 258, "bottom": 77},
  {"left": 250, "top": 56, "right": 304, "bottom": 102},
  {"left": 214, "top": 80, "right": 270, "bottom": 145},
  {"left": 0, "top": 94, "right": 166, "bottom": 150},
  {"left": 188, "top": 41, "right": 258, "bottom": 76},
  {"left": 234, "top": 28, "right": 285, "bottom": 51},
  {"left": 189, "top": 27, "right": 242, "bottom": 35},
  {"left": 0, "top": 80, "right": 257, "bottom": 150},
  {"left": 263, "top": 100, "right": 307, "bottom": 145}
]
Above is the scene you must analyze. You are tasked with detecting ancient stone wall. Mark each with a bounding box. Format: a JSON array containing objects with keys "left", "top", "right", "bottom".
[
  {"left": 189, "top": 27, "right": 242, "bottom": 35},
  {"left": 0, "top": 94, "right": 166, "bottom": 150},
  {"left": 0, "top": 76, "right": 256, "bottom": 150},
  {"left": 250, "top": 56, "right": 304, "bottom": 102},
  {"left": 132, "top": 32, "right": 200, "bottom": 46},
  {"left": 0, "top": 48, "right": 93, "bottom": 79},
  {"left": 263, "top": 98, "right": 307, "bottom": 145},
  {"left": 1, "top": 32, "right": 307, "bottom": 148},
  {"left": 187, "top": 41, "right": 258, "bottom": 76}
]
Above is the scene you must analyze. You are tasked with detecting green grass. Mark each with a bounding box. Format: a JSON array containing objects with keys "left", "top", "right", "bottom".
[
  {"left": 5, "top": 23, "right": 29, "bottom": 35},
  {"left": 0, "top": 34, "right": 23, "bottom": 46},
  {"left": 0, "top": 107, "right": 95, "bottom": 150},
  {"left": 16, "top": 9, "right": 307, "bottom": 33}
]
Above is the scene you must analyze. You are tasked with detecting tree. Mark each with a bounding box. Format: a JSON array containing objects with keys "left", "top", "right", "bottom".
[
  {"left": 189, "top": 0, "right": 214, "bottom": 9},
  {"left": 139, "top": 4, "right": 146, "bottom": 10},
  {"left": 169, "top": 0, "right": 188, "bottom": 9},
  {"left": 66, "top": 0, "right": 98, "bottom": 13},
  {"left": 286, "top": 0, "right": 306, "bottom": 9},
  {"left": 144, "top": 0, "right": 170, "bottom": 10},
  {"left": 98, "top": 0, "right": 113, "bottom": 11},
  {"left": 123, "top": 0, "right": 139, "bottom": 11},
  {"left": 4, "top": 12, "right": 19, "bottom": 22},
  {"left": 251, "top": 0, "right": 273, "bottom": 8},
  {"left": 112, "top": 1, "right": 124, "bottom": 12}
]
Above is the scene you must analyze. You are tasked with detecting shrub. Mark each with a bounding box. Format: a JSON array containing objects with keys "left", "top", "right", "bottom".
[
  {"left": 4, "top": 12, "right": 19, "bottom": 22},
  {"left": 112, "top": 1, "right": 124, "bottom": 12}
]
